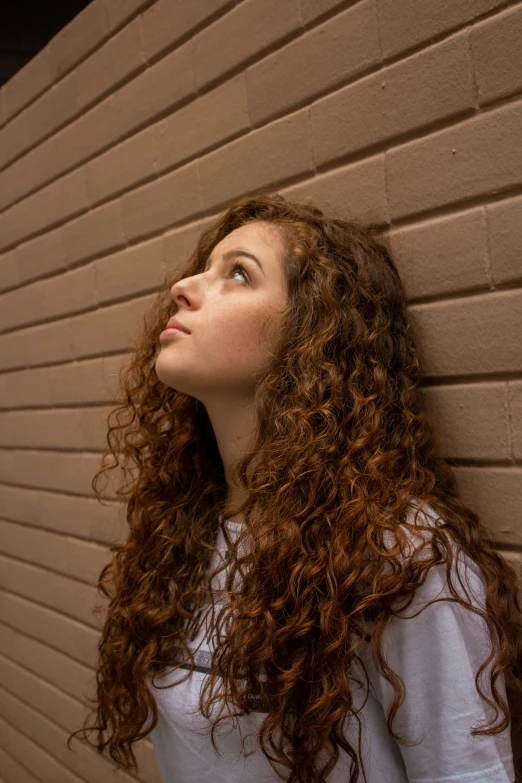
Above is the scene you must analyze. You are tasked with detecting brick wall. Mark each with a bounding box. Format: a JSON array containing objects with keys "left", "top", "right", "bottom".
[{"left": 0, "top": 0, "right": 521, "bottom": 781}]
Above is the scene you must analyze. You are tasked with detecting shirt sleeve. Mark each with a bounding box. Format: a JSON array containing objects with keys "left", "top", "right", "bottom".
[{"left": 364, "top": 549, "right": 516, "bottom": 782}]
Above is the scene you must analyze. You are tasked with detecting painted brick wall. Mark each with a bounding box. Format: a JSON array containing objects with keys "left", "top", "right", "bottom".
[{"left": 0, "top": 0, "right": 521, "bottom": 781}]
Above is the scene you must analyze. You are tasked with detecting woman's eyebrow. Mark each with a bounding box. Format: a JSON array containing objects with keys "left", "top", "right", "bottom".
[{"left": 206, "top": 249, "right": 265, "bottom": 275}]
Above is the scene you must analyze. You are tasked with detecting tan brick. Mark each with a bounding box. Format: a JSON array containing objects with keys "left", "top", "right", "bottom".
[
  {"left": 0, "top": 128, "right": 60, "bottom": 213},
  {"left": 0, "top": 483, "right": 123, "bottom": 543},
  {"left": 377, "top": 0, "right": 508, "bottom": 59},
  {"left": 300, "top": 0, "right": 350, "bottom": 25},
  {"left": 199, "top": 107, "right": 313, "bottom": 211},
  {"left": 281, "top": 154, "right": 389, "bottom": 225},
  {"left": 193, "top": 0, "right": 302, "bottom": 91},
  {"left": 47, "top": 356, "right": 119, "bottom": 406},
  {"left": 0, "top": 367, "right": 52, "bottom": 409},
  {"left": 0, "top": 448, "right": 102, "bottom": 497},
  {"left": 0, "top": 167, "right": 89, "bottom": 252},
  {"left": 197, "top": 208, "right": 224, "bottom": 236},
  {"left": 34, "top": 94, "right": 118, "bottom": 188},
  {"left": 23, "top": 69, "right": 79, "bottom": 154},
  {"left": 86, "top": 121, "right": 157, "bottom": 206},
  {"left": 95, "top": 234, "right": 164, "bottom": 304},
  {"left": 33, "top": 264, "right": 98, "bottom": 323},
  {"left": 248, "top": 0, "right": 380, "bottom": 126},
  {"left": 16, "top": 226, "right": 67, "bottom": 284},
  {"left": 0, "top": 406, "right": 110, "bottom": 451},
  {"left": 409, "top": 289, "right": 522, "bottom": 377},
  {"left": 0, "top": 555, "right": 98, "bottom": 631},
  {"left": 453, "top": 466, "right": 522, "bottom": 547},
  {"left": 0, "top": 710, "right": 79, "bottom": 783},
  {"left": 80, "top": 405, "right": 117, "bottom": 451},
  {"left": 0, "top": 591, "right": 98, "bottom": 671},
  {"left": 105, "top": 0, "right": 156, "bottom": 36},
  {"left": 103, "top": 352, "right": 130, "bottom": 401},
  {"left": 0, "top": 97, "right": 116, "bottom": 214},
  {"left": 69, "top": 293, "right": 156, "bottom": 360},
  {"left": 312, "top": 31, "right": 473, "bottom": 169},
  {"left": 0, "top": 321, "right": 66, "bottom": 372},
  {"left": 0, "top": 248, "right": 19, "bottom": 293},
  {"left": 46, "top": 0, "right": 109, "bottom": 81},
  {"left": 26, "top": 404, "right": 70, "bottom": 455},
  {"left": 112, "top": 40, "right": 195, "bottom": 141},
  {"left": 62, "top": 199, "right": 126, "bottom": 267},
  {"left": 386, "top": 99, "right": 522, "bottom": 220},
  {"left": 0, "top": 108, "right": 30, "bottom": 171},
  {"left": 163, "top": 220, "right": 207, "bottom": 276},
  {"left": 387, "top": 208, "right": 488, "bottom": 300},
  {"left": 154, "top": 71, "right": 250, "bottom": 173},
  {"left": 419, "top": 382, "right": 510, "bottom": 460},
  {"left": 497, "top": 550, "right": 522, "bottom": 609},
  {"left": 0, "top": 623, "right": 97, "bottom": 719},
  {"left": 0, "top": 680, "right": 153, "bottom": 780},
  {"left": 0, "top": 742, "right": 41, "bottom": 783},
  {"left": 487, "top": 194, "right": 522, "bottom": 286},
  {"left": 0, "top": 280, "right": 35, "bottom": 333},
  {"left": 511, "top": 380, "right": 522, "bottom": 461},
  {"left": 0, "top": 98, "right": 122, "bottom": 215},
  {"left": 141, "top": 0, "right": 234, "bottom": 62},
  {"left": 1, "top": 47, "right": 52, "bottom": 124},
  {"left": 76, "top": 15, "right": 146, "bottom": 112},
  {"left": 0, "top": 372, "right": 6, "bottom": 407},
  {"left": 471, "top": 5, "right": 522, "bottom": 106},
  {"left": 122, "top": 159, "right": 202, "bottom": 242}
]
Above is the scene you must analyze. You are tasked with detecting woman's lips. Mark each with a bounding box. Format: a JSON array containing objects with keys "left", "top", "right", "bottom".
[
  {"left": 166, "top": 317, "right": 190, "bottom": 333},
  {"left": 159, "top": 327, "right": 190, "bottom": 340}
]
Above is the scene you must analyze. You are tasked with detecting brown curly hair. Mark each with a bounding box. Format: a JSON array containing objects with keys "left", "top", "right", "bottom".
[{"left": 67, "top": 191, "right": 522, "bottom": 783}]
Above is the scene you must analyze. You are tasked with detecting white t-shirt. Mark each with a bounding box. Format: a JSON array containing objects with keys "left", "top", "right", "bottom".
[{"left": 147, "top": 502, "right": 515, "bottom": 782}]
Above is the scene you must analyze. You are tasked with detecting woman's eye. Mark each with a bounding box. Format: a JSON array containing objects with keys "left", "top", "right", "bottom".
[
  {"left": 201, "top": 259, "right": 250, "bottom": 284},
  {"left": 229, "top": 262, "right": 249, "bottom": 285}
]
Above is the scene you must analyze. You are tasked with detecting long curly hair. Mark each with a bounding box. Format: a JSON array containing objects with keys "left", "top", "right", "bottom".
[{"left": 67, "top": 191, "right": 522, "bottom": 783}]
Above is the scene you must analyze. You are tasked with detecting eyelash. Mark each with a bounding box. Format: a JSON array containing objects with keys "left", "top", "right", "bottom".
[
  {"left": 229, "top": 261, "right": 249, "bottom": 285},
  {"left": 202, "top": 259, "right": 250, "bottom": 285}
]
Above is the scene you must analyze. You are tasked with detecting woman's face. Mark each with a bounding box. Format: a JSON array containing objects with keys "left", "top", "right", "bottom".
[{"left": 155, "top": 220, "right": 288, "bottom": 403}]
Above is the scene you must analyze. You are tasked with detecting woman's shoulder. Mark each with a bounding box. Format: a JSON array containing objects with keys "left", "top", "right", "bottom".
[
  {"left": 360, "top": 497, "right": 487, "bottom": 603},
  {"left": 383, "top": 497, "right": 476, "bottom": 566}
]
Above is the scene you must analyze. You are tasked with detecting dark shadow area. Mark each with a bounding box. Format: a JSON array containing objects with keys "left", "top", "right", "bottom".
[{"left": 0, "top": 0, "right": 93, "bottom": 87}]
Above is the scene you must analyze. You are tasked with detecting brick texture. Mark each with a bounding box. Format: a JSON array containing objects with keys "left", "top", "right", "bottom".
[
  {"left": 470, "top": 3, "right": 522, "bottom": 105},
  {"left": 192, "top": 0, "right": 303, "bottom": 91},
  {"left": 387, "top": 99, "right": 522, "bottom": 220},
  {"left": 247, "top": 0, "right": 380, "bottom": 126},
  {"left": 311, "top": 30, "right": 474, "bottom": 168},
  {"left": 386, "top": 208, "right": 489, "bottom": 299},
  {"left": 0, "top": 1, "right": 521, "bottom": 780},
  {"left": 377, "top": 0, "right": 509, "bottom": 59}
]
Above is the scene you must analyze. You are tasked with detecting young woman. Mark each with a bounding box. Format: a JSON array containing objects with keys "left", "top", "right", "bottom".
[{"left": 68, "top": 192, "right": 521, "bottom": 783}]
